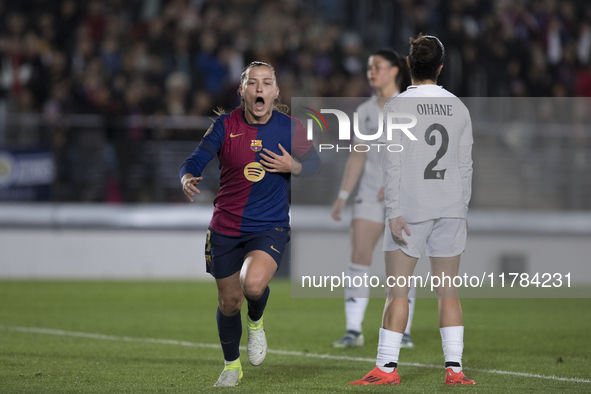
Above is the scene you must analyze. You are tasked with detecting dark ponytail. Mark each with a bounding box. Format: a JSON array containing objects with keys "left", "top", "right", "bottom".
[
  {"left": 372, "top": 49, "right": 411, "bottom": 93},
  {"left": 408, "top": 33, "right": 445, "bottom": 82}
]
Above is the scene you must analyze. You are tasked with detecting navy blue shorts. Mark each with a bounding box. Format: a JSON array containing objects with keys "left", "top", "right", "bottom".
[{"left": 205, "top": 227, "right": 290, "bottom": 279}]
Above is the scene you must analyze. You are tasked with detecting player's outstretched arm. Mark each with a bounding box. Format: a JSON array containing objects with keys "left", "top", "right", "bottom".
[
  {"left": 181, "top": 174, "right": 203, "bottom": 202},
  {"left": 179, "top": 118, "right": 224, "bottom": 201}
]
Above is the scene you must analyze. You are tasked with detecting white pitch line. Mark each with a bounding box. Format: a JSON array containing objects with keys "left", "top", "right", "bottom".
[{"left": 1, "top": 325, "right": 589, "bottom": 384}]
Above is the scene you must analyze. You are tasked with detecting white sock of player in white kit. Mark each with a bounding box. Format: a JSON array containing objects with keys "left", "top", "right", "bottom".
[
  {"left": 376, "top": 328, "right": 403, "bottom": 372},
  {"left": 440, "top": 326, "right": 464, "bottom": 372},
  {"left": 345, "top": 262, "right": 370, "bottom": 333},
  {"left": 404, "top": 284, "right": 416, "bottom": 336}
]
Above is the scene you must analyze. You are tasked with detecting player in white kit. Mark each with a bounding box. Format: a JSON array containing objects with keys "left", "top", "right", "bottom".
[
  {"left": 350, "top": 34, "right": 476, "bottom": 386},
  {"left": 331, "top": 49, "right": 414, "bottom": 348}
]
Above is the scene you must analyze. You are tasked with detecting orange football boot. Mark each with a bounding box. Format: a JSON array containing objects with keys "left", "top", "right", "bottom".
[
  {"left": 445, "top": 368, "right": 476, "bottom": 385},
  {"left": 349, "top": 366, "right": 401, "bottom": 385}
]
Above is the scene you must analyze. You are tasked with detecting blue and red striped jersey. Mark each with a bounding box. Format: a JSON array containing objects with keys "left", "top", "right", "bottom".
[{"left": 181, "top": 109, "right": 320, "bottom": 236}]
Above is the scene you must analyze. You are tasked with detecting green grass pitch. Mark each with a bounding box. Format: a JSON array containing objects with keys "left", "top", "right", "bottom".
[{"left": 1, "top": 280, "right": 590, "bottom": 393}]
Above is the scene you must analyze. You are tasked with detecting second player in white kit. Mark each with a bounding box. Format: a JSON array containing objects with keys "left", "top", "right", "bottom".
[
  {"left": 331, "top": 49, "right": 415, "bottom": 349},
  {"left": 381, "top": 83, "right": 473, "bottom": 257},
  {"left": 350, "top": 34, "right": 476, "bottom": 386}
]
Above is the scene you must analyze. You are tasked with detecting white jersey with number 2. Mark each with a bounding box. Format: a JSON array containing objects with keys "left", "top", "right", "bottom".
[{"left": 380, "top": 84, "right": 473, "bottom": 223}]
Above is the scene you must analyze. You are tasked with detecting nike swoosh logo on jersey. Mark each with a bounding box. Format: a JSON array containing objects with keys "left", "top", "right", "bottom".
[
  {"left": 270, "top": 245, "right": 280, "bottom": 254},
  {"left": 230, "top": 132, "right": 244, "bottom": 138}
]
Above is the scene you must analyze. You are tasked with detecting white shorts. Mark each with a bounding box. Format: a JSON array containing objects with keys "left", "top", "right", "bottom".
[
  {"left": 352, "top": 200, "right": 385, "bottom": 223},
  {"left": 383, "top": 218, "right": 467, "bottom": 258}
]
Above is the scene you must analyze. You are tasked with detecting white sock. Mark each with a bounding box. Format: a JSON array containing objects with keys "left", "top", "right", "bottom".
[
  {"left": 376, "top": 328, "right": 403, "bottom": 373},
  {"left": 440, "top": 325, "right": 464, "bottom": 373},
  {"left": 344, "top": 262, "right": 370, "bottom": 333},
  {"left": 404, "top": 284, "right": 416, "bottom": 335}
]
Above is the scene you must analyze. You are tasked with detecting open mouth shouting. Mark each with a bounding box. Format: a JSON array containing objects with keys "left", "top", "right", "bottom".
[
  {"left": 255, "top": 96, "right": 266, "bottom": 112},
  {"left": 240, "top": 64, "right": 279, "bottom": 123}
]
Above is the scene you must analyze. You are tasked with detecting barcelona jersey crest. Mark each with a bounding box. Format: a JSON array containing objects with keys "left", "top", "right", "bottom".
[{"left": 250, "top": 140, "right": 262, "bottom": 152}]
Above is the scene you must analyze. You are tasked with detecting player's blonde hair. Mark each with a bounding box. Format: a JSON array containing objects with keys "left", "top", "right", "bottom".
[{"left": 238, "top": 61, "right": 289, "bottom": 114}]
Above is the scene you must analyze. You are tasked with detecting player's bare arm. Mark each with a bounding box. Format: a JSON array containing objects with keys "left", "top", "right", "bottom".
[
  {"left": 331, "top": 198, "right": 346, "bottom": 221},
  {"left": 331, "top": 147, "right": 367, "bottom": 221},
  {"left": 181, "top": 173, "right": 203, "bottom": 202}
]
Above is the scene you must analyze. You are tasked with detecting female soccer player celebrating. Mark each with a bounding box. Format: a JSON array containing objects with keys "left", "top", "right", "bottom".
[
  {"left": 331, "top": 49, "right": 416, "bottom": 349},
  {"left": 350, "top": 34, "right": 475, "bottom": 386},
  {"left": 180, "top": 61, "right": 320, "bottom": 387}
]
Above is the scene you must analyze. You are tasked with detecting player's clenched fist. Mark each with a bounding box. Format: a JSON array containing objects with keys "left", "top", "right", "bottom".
[
  {"left": 389, "top": 216, "right": 411, "bottom": 246},
  {"left": 181, "top": 174, "right": 203, "bottom": 202}
]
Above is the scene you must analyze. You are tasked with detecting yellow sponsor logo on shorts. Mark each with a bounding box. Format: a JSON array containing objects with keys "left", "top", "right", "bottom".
[
  {"left": 244, "top": 162, "right": 265, "bottom": 182},
  {"left": 270, "top": 245, "right": 280, "bottom": 254}
]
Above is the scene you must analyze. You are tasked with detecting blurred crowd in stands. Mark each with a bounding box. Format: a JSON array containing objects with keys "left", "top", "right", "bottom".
[
  {"left": 2, "top": 0, "right": 591, "bottom": 121},
  {"left": 0, "top": 0, "right": 590, "bottom": 203}
]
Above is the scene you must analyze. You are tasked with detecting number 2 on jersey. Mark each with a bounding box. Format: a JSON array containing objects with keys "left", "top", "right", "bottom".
[{"left": 424, "top": 123, "right": 449, "bottom": 180}]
